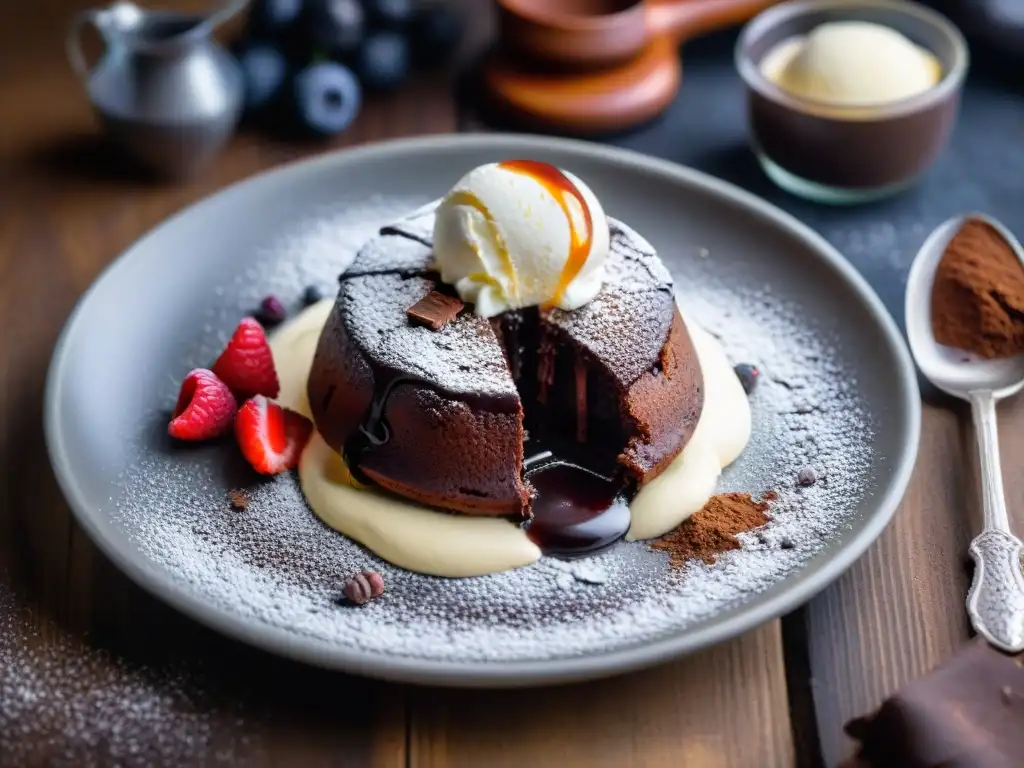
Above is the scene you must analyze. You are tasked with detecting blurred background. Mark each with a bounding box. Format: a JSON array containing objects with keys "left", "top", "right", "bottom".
[{"left": 2, "top": 2, "right": 1024, "bottom": 764}]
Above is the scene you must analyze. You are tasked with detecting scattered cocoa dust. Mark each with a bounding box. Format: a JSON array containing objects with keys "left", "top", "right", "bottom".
[{"left": 652, "top": 492, "right": 772, "bottom": 568}]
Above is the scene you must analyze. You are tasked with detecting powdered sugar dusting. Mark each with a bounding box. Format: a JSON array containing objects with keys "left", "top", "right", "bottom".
[
  {"left": 240, "top": 195, "right": 425, "bottom": 301},
  {"left": 548, "top": 219, "right": 675, "bottom": 386},
  {"left": 337, "top": 209, "right": 675, "bottom": 396},
  {"left": 0, "top": 585, "right": 254, "bottom": 766},
  {"left": 603, "top": 219, "right": 674, "bottom": 292},
  {"left": 195, "top": 196, "right": 427, "bottom": 370},
  {"left": 341, "top": 272, "right": 519, "bottom": 404},
  {"left": 549, "top": 286, "right": 673, "bottom": 387},
  {"left": 112, "top": 200, "right": 877, "bottom": 666}
]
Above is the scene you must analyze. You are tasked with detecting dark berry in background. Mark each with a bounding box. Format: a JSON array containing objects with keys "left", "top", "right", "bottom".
[
  {"left": 356, "top": 31, "right": 410, "bottom": 92},
  {"left": 734, "top": 363, "right": 760, "bottom": 395},
  {"left": 304, "top": 0, "right": 365, "bottom": 58},
  {"left": 364, "top": 0, "right": 415, "bottom": 30},
  {"left": 290, "top": 61, "right": 363, "bottom": 136},
  {"left": 257, "top": 295, "right": 288, "bottom": 326},
  {"left": 411, "top": 2, "right": 462, "bottom": 67},
  {"left": 303, "top": 285, "right": 326, "bottom": 305},
  {"left": 248, "top": 0, "right": 304, "bottom": 35},
  {"left": 234, "top": 0, "right": 464, "bottom": 140},
  {"left": 237, "top": 44, "right": 289, "bottom": 116}
]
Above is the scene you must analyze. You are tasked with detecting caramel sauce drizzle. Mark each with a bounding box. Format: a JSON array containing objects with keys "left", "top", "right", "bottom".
[
  {"left": 498, "top": 160, "right": 593, "bottom": 307},
  {"left": 445, "top": 190, "right": 518, "bottom": 298}
]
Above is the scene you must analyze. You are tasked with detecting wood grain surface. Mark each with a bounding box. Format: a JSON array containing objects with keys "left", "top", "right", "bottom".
[{"left": 0, "top": 2, "right": 992, "bottom": 767}]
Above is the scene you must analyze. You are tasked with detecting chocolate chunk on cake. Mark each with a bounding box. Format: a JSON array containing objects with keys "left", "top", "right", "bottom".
[{"left": 308, "top": 205, "right": 703, "bottom": 517}]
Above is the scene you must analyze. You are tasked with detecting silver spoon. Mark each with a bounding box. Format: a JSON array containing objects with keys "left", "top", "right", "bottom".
[{"left": 906, "top": 212, "right": 1024, "bottom": 653}]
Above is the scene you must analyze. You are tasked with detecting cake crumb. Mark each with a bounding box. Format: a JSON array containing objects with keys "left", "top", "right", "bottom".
[
  {"left": 228, "top": 489, "right": 250, "bottom": 510},
  {"left": 797, "top": 468, "right": 817, "bottom": 487}
]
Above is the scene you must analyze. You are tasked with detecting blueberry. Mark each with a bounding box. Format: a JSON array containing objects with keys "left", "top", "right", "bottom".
[
  {"left": 290, "top": 61, "right": 362, "bottom": 136},
  {"left": 303, "top": 285, "right": 326, "bottom": 305},
  {"left": 257, "top": 295, "right": 287, "bottom": 325},
  {"left": 411, "top": 3, "right": 461, "bottom": 67},
  {"left": 363, "top": 0, "right": 415, "bottom": 30},
  {"left": 733, "top": 362, "right": 760, "bottom": 395},
  {"left": 304, "top": 0, "right": 365, "bottom": 57},
  {"left": 356, "top": 31, "right": 410, "bottom": 92},
  {"left": 248, "top": 0, "right": 304, "bottom": 34},
  {"left": 237, "top": 44, "right": 289, "bottom": 116}
]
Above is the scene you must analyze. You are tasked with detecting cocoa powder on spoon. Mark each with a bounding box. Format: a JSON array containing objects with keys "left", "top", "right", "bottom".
[{"left": 931, "top": 218, "right": 1024, "bottom": 358}]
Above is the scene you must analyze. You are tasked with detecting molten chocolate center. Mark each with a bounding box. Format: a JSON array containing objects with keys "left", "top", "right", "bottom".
[{"left": 523, "top": 460, "right": 630, "bottom": 558}]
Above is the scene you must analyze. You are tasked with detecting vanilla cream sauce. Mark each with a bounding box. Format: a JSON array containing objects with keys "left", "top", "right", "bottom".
[{"left": 270, "top": 300, "right": 751, "bottom": 577}]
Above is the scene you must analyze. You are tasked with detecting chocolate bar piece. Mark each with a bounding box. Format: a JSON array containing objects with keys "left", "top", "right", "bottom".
[
  {"left": 841, "top": 639, "right": 1024, "bottom": 768},
  {"left": 407, "top": 290, "right": 464, "bottom": 331}
]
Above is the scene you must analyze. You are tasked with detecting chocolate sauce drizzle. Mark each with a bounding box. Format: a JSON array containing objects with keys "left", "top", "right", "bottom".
[
  {"left": 523, "top": 460, "right": 630, "bottom": 558},
  {"left": 342, "top": 369, "right": 415, "bottom": 482}
]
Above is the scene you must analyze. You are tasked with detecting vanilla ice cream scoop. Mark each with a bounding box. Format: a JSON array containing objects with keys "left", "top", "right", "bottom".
[
  {"left": 761, "top": 21, "right": 941, "bottom": 107},
  {"left": 432, "top": 161, "right": 610, "bottom": 317}
]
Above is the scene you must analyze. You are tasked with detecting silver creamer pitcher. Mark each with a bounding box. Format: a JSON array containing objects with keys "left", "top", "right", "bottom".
[{"left": 67, "top": 1, "right": 247, "bottom": 178}]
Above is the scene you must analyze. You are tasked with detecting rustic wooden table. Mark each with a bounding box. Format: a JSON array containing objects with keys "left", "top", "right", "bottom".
[{"left": 0, "top": 2, "right": 1002, "bottom": 766}]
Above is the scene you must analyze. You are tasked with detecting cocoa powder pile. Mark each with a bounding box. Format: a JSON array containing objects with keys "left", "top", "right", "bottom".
[
  {"left": 652, "top": 492, "right": 772, "bottom": 568},
  {"left": 931, "top": 218, "right": 1024, "bottom": 358}
]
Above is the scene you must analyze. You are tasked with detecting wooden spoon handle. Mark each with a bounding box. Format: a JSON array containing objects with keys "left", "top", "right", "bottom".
[{"left": 646, "top": 0, "right": 779, "bottom": 43}]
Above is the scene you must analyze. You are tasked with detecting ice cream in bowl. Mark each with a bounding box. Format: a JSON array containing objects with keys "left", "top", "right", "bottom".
[{"left": 735, "top": 0, "right": 968, "bottom": 204}]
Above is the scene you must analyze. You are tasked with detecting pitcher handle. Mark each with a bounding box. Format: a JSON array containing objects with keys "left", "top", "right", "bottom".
[
  {"left": 67, "top": 2, "right": 145, "bottom": 80},
  {"left": 206, "top": 0, "right": 251, "bottom": 30},
  {"left": 67, "top": 9, "right": 103, "bottom": 80},
  {"left": 646, "top": 0, "right": 778, "bottom": 42}
]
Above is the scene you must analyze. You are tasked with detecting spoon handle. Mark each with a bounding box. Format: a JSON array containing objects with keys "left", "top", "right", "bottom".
[{"left": 967, "top": 390, "right": 1024, "bottom": 653}]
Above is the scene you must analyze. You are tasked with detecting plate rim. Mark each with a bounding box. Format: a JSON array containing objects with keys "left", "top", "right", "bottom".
[{"left": 44, "top": 133, "right": 921, "bottom": 687}]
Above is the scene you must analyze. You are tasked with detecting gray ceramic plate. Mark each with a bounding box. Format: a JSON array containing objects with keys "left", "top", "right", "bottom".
[{"left": 45, "top": 135, "right": 920, "bottom": 687}]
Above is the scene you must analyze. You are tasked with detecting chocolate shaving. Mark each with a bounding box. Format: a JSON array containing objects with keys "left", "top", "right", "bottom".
[{"left": 407, "top": 290, "right": 463, "bottom": 331}]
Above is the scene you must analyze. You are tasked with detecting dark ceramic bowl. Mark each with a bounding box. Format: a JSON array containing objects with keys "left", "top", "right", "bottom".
[{"left": 736, "top": 0, "right": 968, "bottom": 204}]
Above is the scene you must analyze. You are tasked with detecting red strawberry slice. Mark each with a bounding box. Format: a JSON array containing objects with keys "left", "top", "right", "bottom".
[
  {"left": 168, "top": 369, "right": 237, "bottom": 441},
  {"left": 234, "top": 395, "right": 313, "bottom": 475},
  {"left": 212, "top": 317, "right": 280, "bottom": 399}
]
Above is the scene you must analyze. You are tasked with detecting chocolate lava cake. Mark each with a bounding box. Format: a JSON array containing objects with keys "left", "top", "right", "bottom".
[{"left": 307, "top": 206, "right": 704, "bottom": 518}]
